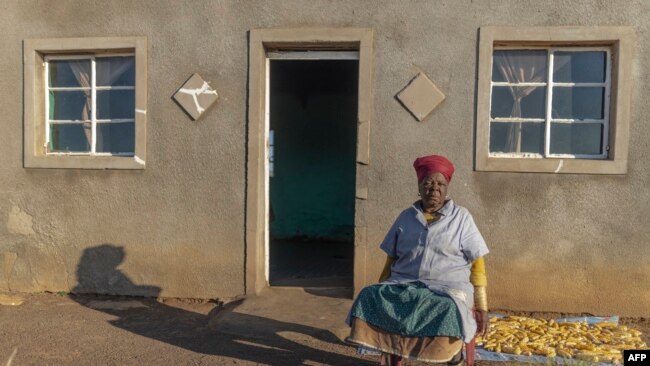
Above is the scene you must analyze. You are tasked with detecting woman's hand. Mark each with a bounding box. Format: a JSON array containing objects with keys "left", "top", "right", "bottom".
[{"left": 476, "top": 309, "right": 489, "bottom": 336}]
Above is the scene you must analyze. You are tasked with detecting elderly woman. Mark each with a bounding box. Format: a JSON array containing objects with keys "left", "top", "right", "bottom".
[{"left": 346, "top": 155, "right": 489, "bottom": 366}]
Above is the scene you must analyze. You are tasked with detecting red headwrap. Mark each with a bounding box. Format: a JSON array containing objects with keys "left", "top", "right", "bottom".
[{"left": 413, "top": 155, "right": 455, "bottom": 183}]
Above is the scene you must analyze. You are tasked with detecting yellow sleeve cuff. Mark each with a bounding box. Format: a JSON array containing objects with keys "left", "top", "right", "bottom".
[{"left": 474, "top": 286, "right": 488, "bottom": 311}]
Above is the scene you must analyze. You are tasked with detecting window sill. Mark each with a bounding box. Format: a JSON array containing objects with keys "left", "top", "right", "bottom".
[
  {"left": 476, "top": 156, "right": 626, "bottom": 174},
  {"left": 24, "top": 155, "right": 145, "bottom": 170}
]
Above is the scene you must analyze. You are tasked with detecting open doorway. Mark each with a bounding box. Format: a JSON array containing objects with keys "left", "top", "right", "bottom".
[{"left": 268, "top": 54, "right": 358, "bottom": 288}]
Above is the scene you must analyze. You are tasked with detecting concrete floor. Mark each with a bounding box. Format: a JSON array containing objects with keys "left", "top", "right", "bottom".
[
  {"left": 269, "top": 239, "right": 353, "bottom": 288},
  {"left": 0, "top": 288, "right": 400, "bottom": 366},
  {"left": 3, "top": 289, "right": 648, "bottom": 365}
]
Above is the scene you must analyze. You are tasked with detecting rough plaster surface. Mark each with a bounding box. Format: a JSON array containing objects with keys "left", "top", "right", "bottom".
[
  {"left": 6, "top": 206, "right": 35, "bottom": 236},
  {"left": 1, "top": 0, "right": 649, "bottom": 315},
  {"left": 1, "top": 252, "right": 18, "bottom": 290}
]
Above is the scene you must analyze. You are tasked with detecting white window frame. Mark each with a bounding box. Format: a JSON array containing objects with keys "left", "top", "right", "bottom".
[
  {"left": 475, "top": 26, "right": 635, "bottom": 175},
  {"left": 489, "top": 46, "right": 611, "bottom": 160},
  {"left": 44, "top": 53, "right": 136, "bottom": 156},
  {"left": 24, "top": 36, "right": 147, "bottom": 170}
]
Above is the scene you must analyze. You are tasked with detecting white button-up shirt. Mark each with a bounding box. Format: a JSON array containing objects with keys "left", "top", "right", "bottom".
[{"left": 380, "top": 199, "right": 489, "bottom": 342}]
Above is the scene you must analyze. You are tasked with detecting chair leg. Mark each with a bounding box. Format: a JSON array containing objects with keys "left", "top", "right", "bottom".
[
  {"left": 382, "top": 353, "right": 402, "bottom": 366},
  {"left": 465, "top": 337, "right": 476, "bottom": 366},
  {"left": 389, "top": 354, "right": 403, "bottom": 366}
]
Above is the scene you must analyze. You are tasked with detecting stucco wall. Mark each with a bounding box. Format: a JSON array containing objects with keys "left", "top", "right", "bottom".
[{"left": 1, "top": 0, "right": 648, "bottom": 315}]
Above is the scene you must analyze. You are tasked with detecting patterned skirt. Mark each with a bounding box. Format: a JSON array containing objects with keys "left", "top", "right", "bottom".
[{"left": 346, "top": 281, "right": 463, "bottom": 362}]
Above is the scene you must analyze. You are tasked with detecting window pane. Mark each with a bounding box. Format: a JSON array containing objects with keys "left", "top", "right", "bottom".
[
  {"left": 490, "top": 122, "right": 544, "bottom": 154},
  {"left": 550, "top": 123, "right": 603, "bottom": 155},
  {"left": 48, "top": 59, "right": 91, "bottom": 87},
  {"left": 491, "top": 86, "right": 546, "bottom": 119},
  {"left": 552, "top": 87, "right": 605, "bottom": 119},
  {"left": 553, "top": 51, "right": 606, "bottom": 83},
  {"left": 96, "top": 90, "right": 135, "bottom": 119},
  {"left": 492, "top": 50, "right": 547, "bottom": 82},
  {"left": 49, "top": 90, "right": 91, "bottom": 120},
  {"left": 96, "top": 122, "right": 135, "bottom": 154},
  {"left": 49, "top": 123, "right": 90, "bottom": 152},
  {"left": 96, "top": 56, "right": 135, "bottom": 86}
]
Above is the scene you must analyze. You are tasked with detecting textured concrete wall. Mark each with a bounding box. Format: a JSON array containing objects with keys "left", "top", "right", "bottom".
[{"left": 1, "top": 0, "right": 648, "bottom": 315}]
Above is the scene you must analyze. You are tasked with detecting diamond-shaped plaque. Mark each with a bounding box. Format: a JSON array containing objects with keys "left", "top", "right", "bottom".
[
  {"left": 173, "top": 73, "right": 219, "bottom": 120},
  {"left": 396, "top": 72, "right": 446, "bottom": 122}
]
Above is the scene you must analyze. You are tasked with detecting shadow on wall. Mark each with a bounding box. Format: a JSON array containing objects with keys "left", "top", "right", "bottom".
[
  {"left": 71, "top": 244, "right": 368, "bottom": 365},
  {"left": 73, "top": 244, "right": 160, "bottom": 296}
]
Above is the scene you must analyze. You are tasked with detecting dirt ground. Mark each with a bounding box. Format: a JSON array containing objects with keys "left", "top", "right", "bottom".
[{"left": 1, "top": 290, "right": 648, "bottom": 366}]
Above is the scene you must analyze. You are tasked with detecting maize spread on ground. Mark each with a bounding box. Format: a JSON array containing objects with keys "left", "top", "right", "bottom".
[{"left": 476, "top": 316, "right": 648, "bottom": 363}]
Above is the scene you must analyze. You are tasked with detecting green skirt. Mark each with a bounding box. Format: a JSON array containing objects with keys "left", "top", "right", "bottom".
[{"left": 349, "top": 281, "right": 462, "bottom": 338}]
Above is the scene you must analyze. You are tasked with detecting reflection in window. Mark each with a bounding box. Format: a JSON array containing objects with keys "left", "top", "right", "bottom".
[
  {"left": 46, "top": 55, "right": 135, "bottom": 155},
  {"left": 489, "top": 49, "right": 609, "bottom": 158}
]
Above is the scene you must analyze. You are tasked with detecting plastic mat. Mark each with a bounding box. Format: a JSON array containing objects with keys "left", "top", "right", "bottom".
[{"left": 476, "top": 314, "right": 621, "bottom": 366}]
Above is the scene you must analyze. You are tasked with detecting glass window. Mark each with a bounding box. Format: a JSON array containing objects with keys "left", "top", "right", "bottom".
[
  {"left": 489, "top": 48, "right": 609, "bottom": 158},
  {"left": 46, "top": 55, "right": 136, "bottom": 155},
  {"left": 553, "top": 51, "right": 606, "bottom": 83}
]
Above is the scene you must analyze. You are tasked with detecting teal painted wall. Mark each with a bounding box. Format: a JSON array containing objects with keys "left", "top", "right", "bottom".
[{"left": 270, "top": 60, "right": 358, "bottom": 241}]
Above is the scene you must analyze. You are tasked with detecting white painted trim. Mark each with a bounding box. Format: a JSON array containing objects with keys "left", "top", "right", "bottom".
[
  {"left": 489, "top": 152, "right": 544, "bottom": 159},
  {"left": 266, "top": 50, "right": 359, "bottom": 60},
  {"left": 493, "top": 82, "right": 606, "bottom": 87},
  {"left": 494, "top": 46, "right": 611, "bottom": 52},
  {"left": 45, "top": 152, "right": 135, "bottom": 156},
  {"left": 49, "top": 119, "right": 134, "bottom": 124},
  {"left": 602, "top": 49, "right": 612, "bottom": 157},
  {"left": 547, "top": 153, "right": 608, "bottom": 159},
  {"left": 45, "top": 53, "right": 134, "bottom": 60},
  {"left": 490, "top": 152, "right": 607, "bottom": 159},
  {"left": 45, "top": 53, "right": 137, "bottom": 156},
  {"left": 544, "top": 51, "right": 554, "bottom": 157},
  {"left": 44, "top": 59, "right": 50, "bottom": 151},
  {"left": 96, "top": 86, "right": 135, "bottom": 91},
  {"left": 48, "top": 87, "right": 92, "bottom": 91},
  {"left": 47, "top": 87, "right": 135, "bottom": 92},
  {"left": 91, "top": 56, "right": 97, "bottom": 154},
  {"left": 549, "top": 119, "right": 605, "bottom": 124},
  {"left": 492, "top": 82, "right": 546, "bottom": 87},
  {"left": 552, "top": 82, "right": 607, "bottom": 87},
  {"left": 47, "top": 120, "right": 91, "bottom": 124},
  {"left": 490, "top": 47, "right": 610, "bottom": 159},
  {"left": 95, "top": 119, "right": 136, "bottom": 123},
  {"left": 491, "top": 118, "right": 545, "bottom": 123}
]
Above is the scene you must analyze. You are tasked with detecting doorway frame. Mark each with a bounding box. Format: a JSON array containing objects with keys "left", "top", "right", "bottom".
[{"left": 246, "top": 28, "right": 374, "bottom": 295}]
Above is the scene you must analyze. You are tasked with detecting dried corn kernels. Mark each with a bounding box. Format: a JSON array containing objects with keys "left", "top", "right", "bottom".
[{"left": 476, "top": 316, "right": 647, "bottom": 364}]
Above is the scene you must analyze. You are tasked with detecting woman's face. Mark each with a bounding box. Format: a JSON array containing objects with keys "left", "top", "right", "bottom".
[{"left": 418, "top": 172, "right": 448, "bottom": 212}]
